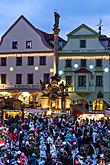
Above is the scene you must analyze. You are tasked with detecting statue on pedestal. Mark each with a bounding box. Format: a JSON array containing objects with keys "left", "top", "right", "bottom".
[{"left": 54, "top": 12, "right": 60, "bottom": 29}]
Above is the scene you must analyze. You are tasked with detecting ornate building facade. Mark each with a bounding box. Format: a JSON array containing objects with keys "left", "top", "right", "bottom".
[{"left": 59, "top": 24, "right": 110, "bottom": 111}]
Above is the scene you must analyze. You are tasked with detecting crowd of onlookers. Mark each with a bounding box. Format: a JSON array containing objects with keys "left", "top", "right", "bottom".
[{"left": 0, "top": 113, "right": 110, "bottom": 165}]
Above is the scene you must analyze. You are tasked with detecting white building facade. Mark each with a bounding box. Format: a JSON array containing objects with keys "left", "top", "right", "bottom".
[
  {"left": 0, "top": 15, "right": 66, "bottom": 105},
  {"left": 59, "top": 24, "right": 110, "bottom": 111}
]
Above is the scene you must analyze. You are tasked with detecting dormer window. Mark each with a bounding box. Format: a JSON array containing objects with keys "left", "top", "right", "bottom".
[
  {"left": 12, "top": 41, "right": 18, "bottom": 49},
  {"left": 80, "top": 40, "right": 86, "bottom": 48},
  {"left": 26, "top": 41, "right": 32, "bottom": 49}
]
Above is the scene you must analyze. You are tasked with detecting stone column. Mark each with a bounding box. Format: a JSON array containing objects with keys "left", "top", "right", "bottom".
[{"left": 53, "top": 12, "right": 60, "bottom": 76}]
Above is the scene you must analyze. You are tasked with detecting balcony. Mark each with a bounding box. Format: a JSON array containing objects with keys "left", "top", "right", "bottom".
[
  {"left": 95, "top": 85, "right": 103, "bottom": 92},
  {"left": 64, "top": 66, "right": 73, "bottom": 72},
  {"left": 75, "top": 85, "right": 93, "bottom": 93},
  {"left": 0, "top": 84, "right": 42, "bottom": 92}
]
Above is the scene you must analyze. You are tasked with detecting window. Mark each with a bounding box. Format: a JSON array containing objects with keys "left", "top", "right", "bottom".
[
  {"left": 1, "top": 74, "right": 6, "bottom": 84},
  {"left": 26, "top": 41, "right": 32, "bottom": 49},
  {"left": 16, "top": 57, "right": 22, "bottom": 66},
  {"left": 1, "top": 57, "right": 6, "bottom": 66},
  {"left": 96, "top": 76, "right": 103, "bottom": 86},
  {"left": 44, "top": 73, "right": 50, "bottom": 83},
  {"left": 16, "top": 74, "right": 22, "bottom": 84},
  {"left": 12, "top": 41, "right": 18, "bottom": 49},
  {"left": 78, "top": 76, "right": 86, "bottom": 86},
  {"left": 27, "top": 74, "right": 33, "bottom": 84},
  {"left": 96, "top": 59, "right": 102, "bottom": 67},
  {"left": 80, "top": 40, "right": 86, "bottom": 48},
  {"left": 28, "top": 57, "right": 34, "bottom": 66},
  {"left": 81, "top": 59, "right": 86, "bottom": 67},
  {"left": 39, "top": 56, "right": 46, "bottom": 65},
  {"left": 66, "top": 60, "right": 71, "bottom": 67},
  {"left": 66, "top": 76, "right": 72, "bottom": 85}
]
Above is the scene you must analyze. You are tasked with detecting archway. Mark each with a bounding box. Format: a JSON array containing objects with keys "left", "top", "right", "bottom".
[
  {"left": 93, "top": 100, "right": 109, "bottom": 111},
  {"left": 77, "top": 99, "right": 89, "bottom": 110}
]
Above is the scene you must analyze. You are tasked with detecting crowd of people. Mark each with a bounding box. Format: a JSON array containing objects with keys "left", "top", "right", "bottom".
[{"left": 0, "top": 113, "right": 110, "bottom": 165}]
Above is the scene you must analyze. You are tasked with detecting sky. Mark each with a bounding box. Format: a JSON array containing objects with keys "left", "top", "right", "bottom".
[{"left": 0, "top": 0, "right": 110, "bottom": 40}]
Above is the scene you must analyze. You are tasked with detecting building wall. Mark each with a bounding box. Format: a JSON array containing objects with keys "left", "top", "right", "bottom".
[
  {"left": 0, "top": 16, "right": 54, "bottom": 88},
  {"left": 59, "top": 24, "right": 110, "bottom": 105},
  {"left": 0, "top": 18, "right": 52, "bottom": 52},
  {"left": 0, "top": 54, "right": 54, "bottom": 87}
]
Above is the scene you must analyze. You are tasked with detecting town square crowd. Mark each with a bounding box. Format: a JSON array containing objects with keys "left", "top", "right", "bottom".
[{"left": 0, "top": 113, "right": 110, "bottom": 165}]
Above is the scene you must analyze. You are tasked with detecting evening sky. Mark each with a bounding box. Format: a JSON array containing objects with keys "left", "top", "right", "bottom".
[{"left": 0, "top": 0, "right": 110, "bottom": 39}]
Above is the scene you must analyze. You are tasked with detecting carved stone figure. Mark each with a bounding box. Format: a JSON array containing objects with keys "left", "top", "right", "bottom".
[{"left": 54, "top": 12, "right": 60, "bottom": 28}]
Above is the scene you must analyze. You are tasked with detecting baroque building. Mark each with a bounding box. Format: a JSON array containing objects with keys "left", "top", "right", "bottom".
[{"left": 59, "top": 24, "right": 110, "bottom": 111}]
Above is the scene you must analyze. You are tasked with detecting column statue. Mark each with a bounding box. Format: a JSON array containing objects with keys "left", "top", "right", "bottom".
[{"left": 54, "top": 12, "right": 60, "bottom": 29}]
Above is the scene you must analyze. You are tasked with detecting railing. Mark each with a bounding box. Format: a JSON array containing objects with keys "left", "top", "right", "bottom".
[{"left": 75, "top": 85, "right": 93, "bottom": 93}]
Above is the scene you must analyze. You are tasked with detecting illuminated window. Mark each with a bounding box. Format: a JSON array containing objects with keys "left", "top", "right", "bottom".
[
  {"left": 93, "top": 100, "right": 104, "bottom": 110},
  {"left": 26, "top": 41, "right": 32, "bottom": 49}
]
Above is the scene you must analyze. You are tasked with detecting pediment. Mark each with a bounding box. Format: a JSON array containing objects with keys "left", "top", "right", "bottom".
[{"left": 67, "top": 24, "right": 98, "bottom": 37}]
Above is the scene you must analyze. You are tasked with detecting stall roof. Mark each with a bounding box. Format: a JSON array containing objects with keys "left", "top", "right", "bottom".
[
  {"left": 103, "top": 110, "right": 110, "bottom": 115},
  {"left": 51, "top": 112, "right": 67, "bottom": 115},
  {"left": 24, "top": 108, "right": 47, "bottom": 113}
]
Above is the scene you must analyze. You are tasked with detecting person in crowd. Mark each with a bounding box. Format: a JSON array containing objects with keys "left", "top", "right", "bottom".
[{"left": 0, "top": 113, "right": 110, "bottom": 164}]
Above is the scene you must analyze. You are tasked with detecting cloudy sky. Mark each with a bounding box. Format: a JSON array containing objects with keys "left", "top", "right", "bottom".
[{"left": 0, "top": 0, "right": 110, "bottom": 39}]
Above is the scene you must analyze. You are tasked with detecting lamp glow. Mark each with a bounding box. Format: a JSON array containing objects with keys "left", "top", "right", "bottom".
[
  {"left": 74, "top": 64, "right": 78, "bottom": 68},
  {"left": 50, "top": 68, "right": 54, "bottom": 73},
  {"left": 104, "top": 67, "right": 109, "bottom": 72},
  {"left": 35, "top": 66, "right": 38, "bottom": 71},
  {"left": 10, "top": 67, "right": 14, "bottom": 71},
  {"left": 89, "top": 65, "right": 94, "bottom": 69},
  {"left": 59, "top": 70, "right": 63, "bottom": 75}
]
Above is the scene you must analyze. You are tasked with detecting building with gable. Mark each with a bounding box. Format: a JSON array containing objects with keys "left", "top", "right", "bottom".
[
  {"left": 59, "top": 24, "right": 110, "bottom": 111},
  {"left": 0, "top": 15, "right": 66, "bottom": 105}
]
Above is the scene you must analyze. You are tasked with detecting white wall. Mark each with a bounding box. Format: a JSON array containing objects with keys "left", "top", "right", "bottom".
[{"left": 0, "top": 18, "right": 52, "bottom": 52}]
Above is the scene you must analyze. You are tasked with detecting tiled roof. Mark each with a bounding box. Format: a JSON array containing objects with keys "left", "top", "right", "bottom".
[
  {"left": 99, "top": 35, "right": 108, "bottom": 40},
  {"left": 74, "top": 68, "right": 92, "bottom": 73},
  {"left": 37, "top": 29, "right": 66, "bottom": 41}
]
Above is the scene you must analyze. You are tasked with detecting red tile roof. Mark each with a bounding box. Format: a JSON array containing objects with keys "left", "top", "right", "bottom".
[
  {"left": 99, "top": 35, "right": 108, "bottom": 41},
  {"left": 74, "top": 68, "right": 92, "bottom": 73}
]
